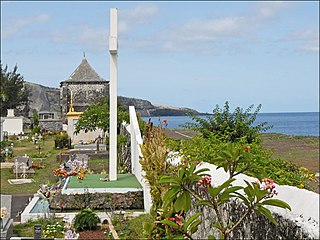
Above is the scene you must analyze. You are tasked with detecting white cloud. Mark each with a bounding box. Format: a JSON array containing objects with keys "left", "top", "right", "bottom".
[
  {"left": 300, "top": 41, "right": 319, "bottom": 53},
  {"left": 127, "top": 2, "right": 294, "bottom": 55},
  {"left": 78, "top": 25, "right": 108, "bottom": 50},
  {"left": 253, "top": 1, "right": 293, "bottom": 19},
  {"left": 133, "top": 14, "right": 253, "bottom": 54},
  {"left": 287, "top": 29, "right": 319, "bottom": 53},
  {"left": 119, "top": 5, "right": 159, "bottom": 34},
  {"left": 31, "top": 25, "right": 108, "bottom": 52},
  {"left": 2, "top": 13, "right": 51, "bottom": 39}
]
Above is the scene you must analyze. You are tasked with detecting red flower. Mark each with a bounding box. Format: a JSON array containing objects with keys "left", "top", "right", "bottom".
[{"left": 244, "top": 145, "right": 251, "bottom": 152}]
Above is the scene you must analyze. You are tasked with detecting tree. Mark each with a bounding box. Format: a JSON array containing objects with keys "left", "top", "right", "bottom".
[
  {"left": 185, "top": 101, "right": 272, "bottom": 143},
  {"left": 0, "top": 64, "right": 30, "bottom": 117},
  {"left": 74, "top": 97, "right": 129, "bottom": 135}
]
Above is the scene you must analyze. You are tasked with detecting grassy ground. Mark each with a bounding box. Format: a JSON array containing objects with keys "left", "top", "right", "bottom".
[
  {"left": 1, "top": 134, "right": 61, "bottom": 194},
  {"left": 1, "top": 134, "right": 110, "bottom": 194},
  {"left": 261, "top": 133, "right": 319, "bottom": 173},
  {"left": 67, "top": 174, "right": 142, "bottom": 188}
]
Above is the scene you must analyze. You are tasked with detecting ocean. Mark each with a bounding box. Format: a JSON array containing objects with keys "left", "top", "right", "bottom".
[{"left": 142, "top": 112, "right": 319, "bottom": 136}]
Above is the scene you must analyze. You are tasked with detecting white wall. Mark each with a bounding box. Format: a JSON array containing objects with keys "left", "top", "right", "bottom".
[
  {"left": 128, "top": 106, "right": 152, "bottom": 213},
  {"left": 2, "top": 117, "right": 24, "bottom": 135},
  {"left": 67, "top": 117, "right": 103, "bottom": 144}
]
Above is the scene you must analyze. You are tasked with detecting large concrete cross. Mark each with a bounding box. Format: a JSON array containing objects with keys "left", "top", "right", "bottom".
[{"left": 109, "top": 8, "right": 118, "bottom": 181}]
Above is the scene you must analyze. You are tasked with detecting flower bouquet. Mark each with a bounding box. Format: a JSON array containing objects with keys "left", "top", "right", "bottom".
[{"left": 53, "top": 169, "right": 67, "bottom": 178}]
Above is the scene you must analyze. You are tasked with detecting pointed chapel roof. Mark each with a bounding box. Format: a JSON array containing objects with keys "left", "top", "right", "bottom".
[{"left": 62, "top": 58, "right": 107, "bottom": 83}]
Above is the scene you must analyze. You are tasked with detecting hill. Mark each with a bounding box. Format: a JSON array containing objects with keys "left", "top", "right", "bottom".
[{"left": 25, "top": 82, "right": 202, "bottom": 117}]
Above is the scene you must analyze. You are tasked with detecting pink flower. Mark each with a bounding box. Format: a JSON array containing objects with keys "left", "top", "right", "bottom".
[
  {"left": 244, "top": 145, "right": 251, "bottom": 152},
  {"left": 198, "top": 176, "right": 212, "bottom": 187},
  {"left": 258, "top": 178, "right": 278, "bottom": 198},
  {"left": 176, "top": 220, "right": 183, "bottom": 227}
]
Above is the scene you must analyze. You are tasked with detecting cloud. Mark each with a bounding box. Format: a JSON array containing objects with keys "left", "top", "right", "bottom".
[
  {"left": 2, "top": 13, "right": 51, "bottom": 39},
  {"left": 130, "top": 2, "right": 293, "bottom": 55},
  {"left": 287, "top": 29, "right": 319, "bottom": 53},
  {"left": 30, "top": 25, "right": 108, "bottom": 52},
  {"left": 253, "top": 1, "right": 293, "bottom": 19},
  {"left": 78, "top": 25, "right": 108, "bottom": 50},
  {"left": 118, "top": 5, "right": 159, "bottom": 34}
]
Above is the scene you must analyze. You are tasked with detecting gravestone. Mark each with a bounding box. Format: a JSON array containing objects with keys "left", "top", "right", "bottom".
[
  {"left": 34, "top": 224, "right": 42, "bottom": 239},
  {"left": 75, "top": 154, "right": 89, "bottom": 166},
  {"left": 15, "top": 156, "right": 32, "bottom": 169},
  {"left": 0, "top": 194, "right": 13, "bottom": 239},
  {"left": 13, "top": 156, "right": 35, "bottom": 177}
]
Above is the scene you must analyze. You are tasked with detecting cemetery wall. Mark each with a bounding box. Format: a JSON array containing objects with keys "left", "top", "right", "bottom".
[
  {"left": 39, "top": 119, "right": 63, "bottom": 132},
  {"left": 186, "top": 162, "right": 319, "bottom": 239},
  {"left": 49, "top": 191, "right": 143, "bottom": 210},
  {"left": 187, "top": 199, "right": 317, "bottom": 239}
]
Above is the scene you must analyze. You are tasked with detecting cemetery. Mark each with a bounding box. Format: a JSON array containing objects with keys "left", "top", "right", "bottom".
[{"left": 1, "top": 7, "right": 319, "bottom": 240}]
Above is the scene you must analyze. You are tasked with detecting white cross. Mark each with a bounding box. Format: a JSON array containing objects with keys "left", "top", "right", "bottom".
[{"left": 109, "top": 8, "right": 118, "bottom": 181}]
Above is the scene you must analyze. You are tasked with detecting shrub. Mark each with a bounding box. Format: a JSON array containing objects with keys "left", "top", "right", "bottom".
[
  {"left": 140, "top": 125, "right": 172, "bottom": 212},
  {"left": 54, "top": 132, "right": 71, "bottom": 149},
  {"left": 185, "top": 101, "right": 272, "bottom": 143},
  {"left": 181, "top": 135, "right": 314, "bottom": 190},
  {"left": 127, "top": 213, "right": 155, "bottom": 239},
  {"left": 73, "top": 208, "right": 100, "bottom": 231},
  {"left": 13, "top": 218, "right": 65, "bottom": 238}
]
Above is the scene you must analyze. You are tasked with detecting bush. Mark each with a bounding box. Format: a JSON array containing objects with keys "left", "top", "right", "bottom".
[
  {"left": 181, "top": 135, "right": 314, "bottom": 189},
  {"left": 13, "top": 218, "right": 65, "bottom": 238},
  {"left": 32, "top": 126, "right": 41, "bottom": 134},
  {"left": 127, "top": 214, "right": 155, "bottom": 239},
  {"left": 185, "top": 101, "right": 272, "bottom": 143},
  {"left": 0, "top": 141, "right": 13, "bottom": 161},
  {"left": 54, "top": 132, "right": 71, "bottom": 149},
  {"left": 73, "top": 208, "right": 100, "bottom": 231},
  {"left": 140, "top": 125, "right": 172, "bottom": 212}
]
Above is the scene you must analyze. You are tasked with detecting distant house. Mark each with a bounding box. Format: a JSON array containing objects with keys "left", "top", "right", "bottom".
[
  {"left": 39, "top": 111, "right": 55, "bottom": 120},
  {"left": 38, "top": 111, "right": 62, "bottom": 132},
  {"left": 60, "top": 57, "right": 109, "bottom": 121}
]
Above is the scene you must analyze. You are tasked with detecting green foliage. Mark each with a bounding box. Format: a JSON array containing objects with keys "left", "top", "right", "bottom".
[
  {"left": 74, "top": 97, "right": 129, "bottom": 134},
  {"left": 157, "top": 159, "right": 291, "bottom": 239},
  {"left": 0, "top": 64, "right": 30, "bottom": 117},
  {"left": 13, "top": 218, "right": 65, "bottom": 238},
  {"left": 141, "top": 122, "right": 291, "bottom": 239},
  {"left": 127, "top": 214, "right": 155, "bottom": 239},
  {"left": 73, "top": 208, "right": 101, "bottom": 231},
  {"left": 181, "top": 135, "right": 313, "bottom": 189},
  {"left": 0, "top": 141, "right": 13, "bottom": 161},
  {"left": 140, "top": 126, "right": 172, "bottom": 213},
  {"left": 32, "top": 126, "right": 41, "bottom": 134},
  {"left": 42, "top": 219, "right": 66, "bottom": 238},
  {"left": 32, "top": 109, "right": 39, "bottom": 126},
  {"left": 54, "top": 132, "right": 71, "bottom": 149},
  {"left": 185, "top": 101, "right": 272, "bottom": 143}
]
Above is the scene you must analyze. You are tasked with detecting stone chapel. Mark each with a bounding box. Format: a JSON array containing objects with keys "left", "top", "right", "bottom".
[{"left": 60, "top": 57, "right": 109, "bottom": 122}]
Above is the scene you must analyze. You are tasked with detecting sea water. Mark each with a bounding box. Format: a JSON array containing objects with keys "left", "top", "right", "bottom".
[{"left": 142, "top": 112, "right": 319, "bottom": 136}]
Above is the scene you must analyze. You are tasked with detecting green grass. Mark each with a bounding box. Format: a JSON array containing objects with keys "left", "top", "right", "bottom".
[
  {"left": 88, "top": 157, "right": 109, "bottom": 173},
  {"left": 1, "top": 134, "right": 61, "bottom": 194},
  {"left": 67, "top": 174, "right": 142, "bottom": 188},
  {"left": 13, "top": 218, "right": 65, "bottom": 238}
]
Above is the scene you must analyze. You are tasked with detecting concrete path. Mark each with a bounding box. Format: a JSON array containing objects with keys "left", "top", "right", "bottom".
[
  {"left": 1, "top": 162, "right": 14, "bottom": 168},
  {"left": 10, "top": 194, "right": 34, "bottom": 223}
]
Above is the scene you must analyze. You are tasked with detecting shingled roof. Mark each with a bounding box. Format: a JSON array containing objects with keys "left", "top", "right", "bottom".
[{"left": 62, "top": 58, "right": 107, "bottom": 83}]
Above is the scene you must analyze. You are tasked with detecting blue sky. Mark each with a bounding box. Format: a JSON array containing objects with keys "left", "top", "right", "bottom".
[{"left": 1, "top": 1, "right": 319, "bottom": 113}]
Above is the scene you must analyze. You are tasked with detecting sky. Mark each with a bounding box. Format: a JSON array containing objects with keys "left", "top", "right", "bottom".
[{"left": 1, "top": 1, "right": 319, "bottom": 113}]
